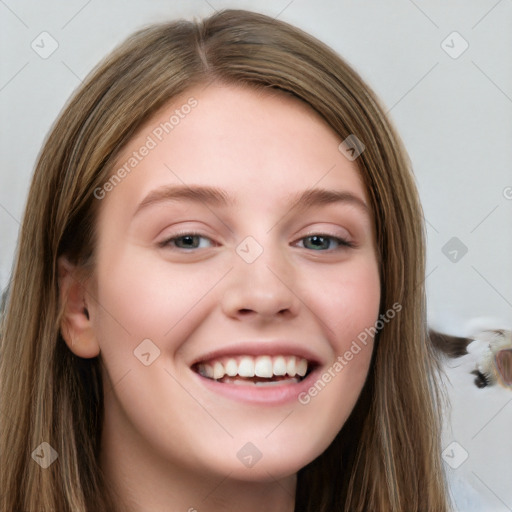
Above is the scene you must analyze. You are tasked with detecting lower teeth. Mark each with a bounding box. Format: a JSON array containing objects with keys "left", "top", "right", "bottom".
[
  {"left": 218, "top": 377, "right": 300, "bottom": 386},
  {"left": 254, "top": 378, "right": 298, "bottom": 387}
]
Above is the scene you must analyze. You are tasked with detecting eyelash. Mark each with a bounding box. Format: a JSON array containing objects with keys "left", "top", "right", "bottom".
[
  {"left": 295, "top": 234, "right": 355, "bottom": 251},
  {"left": 158, "top": 231, "right": 355, "bottom": 251}
]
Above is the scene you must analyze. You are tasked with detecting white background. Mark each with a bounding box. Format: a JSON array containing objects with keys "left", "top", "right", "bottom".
[{"left": 1, "top": 1, "right": 511, "bottom": 510}]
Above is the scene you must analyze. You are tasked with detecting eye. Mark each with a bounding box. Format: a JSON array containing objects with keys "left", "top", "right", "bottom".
[
  {"left": 296, "top": 234, "right": 354, "bottom": 251},
  {"left": 159, "top": 233, "right": 215, "bottom": 250}
]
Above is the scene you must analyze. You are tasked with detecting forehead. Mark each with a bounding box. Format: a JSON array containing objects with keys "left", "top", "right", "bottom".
[{"left": 101, "top": 83, "right": 369, "bottom": 218}]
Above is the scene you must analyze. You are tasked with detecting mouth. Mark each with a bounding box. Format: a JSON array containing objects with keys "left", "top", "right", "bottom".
[{"left": 192, "top": 354, "right": 315, "bottom": 387}]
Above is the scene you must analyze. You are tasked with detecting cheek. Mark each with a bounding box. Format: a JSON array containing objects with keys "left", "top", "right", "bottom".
[
  {"left": 93, "top": 246, "right": 224, "bottom": 343},
  {"left": 291, "top": 260, "right": 380, "bottom": 450},
  {"left": 302, "top": 256, "right": 381, "bottom": 348}
]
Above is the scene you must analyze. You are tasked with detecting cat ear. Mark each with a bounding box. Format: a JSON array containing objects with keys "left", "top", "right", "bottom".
[{"left": 495, "top": 349, "right": 512, "bottom": 386}]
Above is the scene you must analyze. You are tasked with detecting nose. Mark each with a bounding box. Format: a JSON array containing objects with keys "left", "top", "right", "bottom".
[{"left": 220, "top": 245, "right": 301, "bottom": 323}]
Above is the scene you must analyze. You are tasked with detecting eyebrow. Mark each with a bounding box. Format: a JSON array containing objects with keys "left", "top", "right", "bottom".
[
  {"left": 133, "top": 185, "right": 234, "bottom": 216},
  {"left": 133, "top": 184, "right": 370, "bottom": 217},
  {"left": 288, "top": 188, "right": 370, "bottom": 216}
]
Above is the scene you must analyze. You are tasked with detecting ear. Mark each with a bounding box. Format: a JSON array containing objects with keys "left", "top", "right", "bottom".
[
  {"left": 496, "top": 349, "right": 512, "bottom": 386},
  {"left": 57, "top": 255, "right": 100, "bottom": 358}
]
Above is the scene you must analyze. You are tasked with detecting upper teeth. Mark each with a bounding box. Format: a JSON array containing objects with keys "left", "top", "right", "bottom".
[{"left": 197, "top": 355, "right": 308, "bottom": 380}]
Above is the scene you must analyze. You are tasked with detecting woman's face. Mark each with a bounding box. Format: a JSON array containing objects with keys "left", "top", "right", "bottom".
[{"left": 89, "top": 83, "right": 380, "bottom": 481}]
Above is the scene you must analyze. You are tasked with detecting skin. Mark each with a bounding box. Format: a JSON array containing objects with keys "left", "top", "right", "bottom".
[{"left": 58, "top": 83, "right": 381, "bottom": 512}]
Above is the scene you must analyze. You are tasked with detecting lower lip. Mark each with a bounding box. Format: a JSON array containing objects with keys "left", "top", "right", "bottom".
[{"left": 193, "top": 368, "right": 321, "bottom": 405}]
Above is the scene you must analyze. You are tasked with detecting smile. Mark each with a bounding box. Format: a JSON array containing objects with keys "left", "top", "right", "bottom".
[{"left": 193, "top": 355, "right": 312, "bottom": 386}]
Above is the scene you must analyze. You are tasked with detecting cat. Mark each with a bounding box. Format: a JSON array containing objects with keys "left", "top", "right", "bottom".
[{"left": 430, "top": 328, "right": 512, "bottom": 388}]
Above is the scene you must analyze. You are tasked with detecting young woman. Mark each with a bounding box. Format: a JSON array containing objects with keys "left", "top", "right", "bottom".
[{"left": 0, "top": 9, "right": 450, "bottom": 512}]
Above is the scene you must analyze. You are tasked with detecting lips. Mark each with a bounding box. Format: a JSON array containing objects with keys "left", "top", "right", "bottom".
[{"left": 190, "top": 342, "right": 321, "bottom": 391}]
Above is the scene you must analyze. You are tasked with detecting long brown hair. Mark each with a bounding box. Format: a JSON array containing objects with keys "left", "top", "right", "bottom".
[{"left": 0, "top": 9, "right": 449, "bottom": 511}]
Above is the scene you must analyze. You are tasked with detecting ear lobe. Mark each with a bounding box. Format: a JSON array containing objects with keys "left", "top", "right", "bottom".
[{"left": 57, "top": 255, "right": 100, "bottom": 359}]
